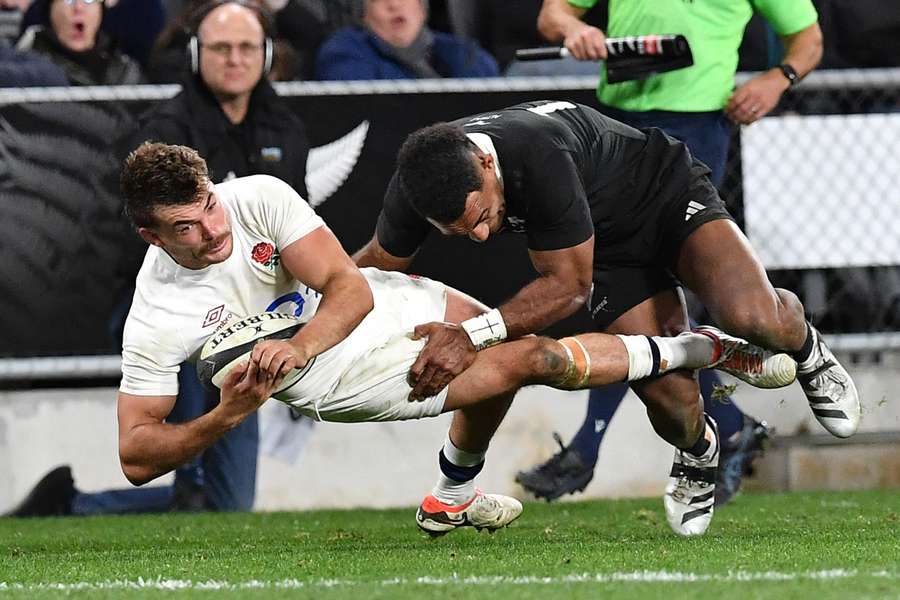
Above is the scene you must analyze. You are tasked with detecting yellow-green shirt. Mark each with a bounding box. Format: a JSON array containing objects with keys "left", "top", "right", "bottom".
[{"left": 567, "top": 0, "right": 817, "bottom": 111}]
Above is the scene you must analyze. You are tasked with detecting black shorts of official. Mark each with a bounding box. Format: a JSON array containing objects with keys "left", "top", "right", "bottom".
[{"left": 586, "top": 169, "right": 735, "bottom": 330}]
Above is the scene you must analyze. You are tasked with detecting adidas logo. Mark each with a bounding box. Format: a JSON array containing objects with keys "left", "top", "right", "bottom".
[{"left": 684, "top": 200, "right": 706, "bottom": 221}]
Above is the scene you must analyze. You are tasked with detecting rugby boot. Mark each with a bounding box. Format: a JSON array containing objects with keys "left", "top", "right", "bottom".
[
  {"left": 515, "top": 432, "right": 594, "bottom": 501},
  {"left": 797, "top": 324, "right": 860, "bottom": 438},
  {"left": 5, "top": 465, "right": 75, "bottom": 517},
  {"left": 715, "top": 416, "right": 771, "bottom": 506},
  {"left": 664, "top": 415, "right": 719, "bottom": 536},
  {"left": 416, "top": 490, "right": 522, "bottom": 536},
  {"left": 693, "top": 326, "right": 797, "bottom": 389}
]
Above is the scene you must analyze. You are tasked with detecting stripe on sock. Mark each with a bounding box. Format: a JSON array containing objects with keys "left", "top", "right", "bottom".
[
  {"left": 645, "top": 336, "right": 661, "bottom": 377},
  {"left": 439, "top": 450, "right": 484, "bottom": 482}
]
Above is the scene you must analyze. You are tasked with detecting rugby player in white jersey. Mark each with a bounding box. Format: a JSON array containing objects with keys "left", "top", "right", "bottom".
[{"left": 116, "top": 142, "right": 792, "bottom": 535}]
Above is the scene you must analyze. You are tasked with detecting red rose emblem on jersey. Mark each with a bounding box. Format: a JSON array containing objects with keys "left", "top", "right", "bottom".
[{"left": 251, "top": 242, "right": 275, "bottom": 265}]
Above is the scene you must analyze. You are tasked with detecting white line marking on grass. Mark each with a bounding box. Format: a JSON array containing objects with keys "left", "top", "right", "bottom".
[{"left": 1, "top": 570, "right": 897, "bottom": 591}]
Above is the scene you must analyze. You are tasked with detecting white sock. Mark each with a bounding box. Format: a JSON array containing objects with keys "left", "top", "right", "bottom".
[
  {"left": 617, "top": 334, "right": 715, "bottom": 380},
  {"left": 658, "top": 332, "right": 717, "bottom": 371},
  {"left": 431, "top": 475, "right": 476, "bottom": 506},
  {"left": 431, "top": 437, "right": 484, "bottom": 506}
]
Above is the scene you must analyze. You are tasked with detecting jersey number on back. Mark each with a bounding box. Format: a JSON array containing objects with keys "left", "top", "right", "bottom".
[{"left": 527, "top": 101, "right": 577, "bottom": 117}]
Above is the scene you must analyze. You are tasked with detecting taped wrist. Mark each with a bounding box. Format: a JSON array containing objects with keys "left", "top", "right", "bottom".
[
  {"left": 460, "top": 308, "right": 508, "bottom": 350},
  {"left": 555, "top": 336, "right": 592, "bottom": 389}
]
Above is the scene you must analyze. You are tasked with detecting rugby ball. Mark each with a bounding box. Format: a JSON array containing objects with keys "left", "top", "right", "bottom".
[{"left": 196, "top": 312, "right": 315, "bottom": 396}]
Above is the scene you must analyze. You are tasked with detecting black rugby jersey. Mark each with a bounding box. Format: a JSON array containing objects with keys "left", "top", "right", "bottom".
[{"left": 376, "top": 100, "right": 700, "bottom": 258}]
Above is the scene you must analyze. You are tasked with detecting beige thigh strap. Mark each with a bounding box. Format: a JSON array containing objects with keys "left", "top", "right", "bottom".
[{"left": 556, "top": 336, "right": 591, "bottom": 389}]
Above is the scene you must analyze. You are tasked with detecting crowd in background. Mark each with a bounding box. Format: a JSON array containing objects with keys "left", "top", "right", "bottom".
[{"left": 1, "top": 0, "right": 899, "bottom": 88}]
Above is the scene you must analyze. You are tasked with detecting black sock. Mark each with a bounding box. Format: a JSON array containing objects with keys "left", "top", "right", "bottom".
[
  {"left": 682, "top": 431, "right": 711, "bottom": 458},
  {"left": 790, "top": 321, "right": 814, "bottom": 363}
]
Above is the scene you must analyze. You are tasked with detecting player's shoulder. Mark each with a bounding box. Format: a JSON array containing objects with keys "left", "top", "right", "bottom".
[
  {"left": 218, "top": 174, "right": 295, "bottom": 196},
  {"left": 218, "top": 175, "right": 308, "bottom": 211}
]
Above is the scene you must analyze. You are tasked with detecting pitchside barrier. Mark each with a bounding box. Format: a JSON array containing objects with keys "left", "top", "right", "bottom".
[
  {"left": 0, "top": 70, "right": 898, "bottom": 378},
  {"left": 1, "top": 73, "right": 898, "bottom": 511}
]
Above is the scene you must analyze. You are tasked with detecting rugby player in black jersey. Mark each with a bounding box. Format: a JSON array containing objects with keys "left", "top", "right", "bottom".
[{"left": 355, "top": 100, "right": 860, "bottom": 535}]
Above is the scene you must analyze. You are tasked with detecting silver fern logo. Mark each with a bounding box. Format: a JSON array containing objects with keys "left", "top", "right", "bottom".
[{"left": 306, "top": 121, "right": 369, "bottom": 208}]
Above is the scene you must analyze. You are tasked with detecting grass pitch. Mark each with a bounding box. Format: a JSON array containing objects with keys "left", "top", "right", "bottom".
[{"left": 2, "top": 490, "right": 899, "bottom": 599}]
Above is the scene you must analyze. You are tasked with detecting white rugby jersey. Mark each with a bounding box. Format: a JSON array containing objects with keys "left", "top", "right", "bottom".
[{"left": 120, "top": 174, "right": 329, "bottom": 397}]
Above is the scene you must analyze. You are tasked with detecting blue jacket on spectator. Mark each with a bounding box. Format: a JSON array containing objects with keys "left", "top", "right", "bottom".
[
  {"left": 0, "top": 43, "right": 68, "bottom": 87},
  {"left": 315, "top": 26, "right": 499, "bottom": 81}
]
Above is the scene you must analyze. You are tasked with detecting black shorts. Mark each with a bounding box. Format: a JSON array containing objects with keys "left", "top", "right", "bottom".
[{"left": 586, "top": 168, "right": 734, "bottom": 330}]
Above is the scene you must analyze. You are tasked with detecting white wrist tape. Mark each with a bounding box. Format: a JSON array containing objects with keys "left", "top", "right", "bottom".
[{"left": 461, "top": 308, "right": 508, "bottom": 350}]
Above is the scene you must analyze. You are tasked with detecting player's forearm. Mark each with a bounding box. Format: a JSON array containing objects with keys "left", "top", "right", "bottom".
[
  {"left": 352, "top": 237, "right": 413, "bottom": 271},
  {"left": 538, "top": 0, "right": 590, "bottom": 42},
  {"left": 293, "top": 269, "right": 374, "bottom": 360},
  {"left": 780, "top": 22, "right": 823, "bottom": 79},
  {"left": 119, "top": 406, "right": 243, "bottom": 486},
  {"left": 499, "top": 273, "right": 592, "bottom": 338}
]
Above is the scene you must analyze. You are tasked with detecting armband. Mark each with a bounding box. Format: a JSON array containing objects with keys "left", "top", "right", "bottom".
[{"left": 460, "top": 308, "right": 508, "bottom": 350}]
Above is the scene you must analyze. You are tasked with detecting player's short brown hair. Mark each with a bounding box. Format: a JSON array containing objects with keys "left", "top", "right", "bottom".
[{"left": 121, "top": 142, "right": 209, "bottom": 229}]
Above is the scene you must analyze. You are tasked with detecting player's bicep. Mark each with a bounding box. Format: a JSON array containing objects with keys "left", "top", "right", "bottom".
[
  {"left": 280, "top": 225, "right": 361, "bottom": 292},
  {"left": 528, "top": 236, "right": 594, "bottom": 291}
]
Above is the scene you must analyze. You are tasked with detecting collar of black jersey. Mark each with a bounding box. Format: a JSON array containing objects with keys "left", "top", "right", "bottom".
[{"left": 177, "top": 73, "right": 287, "bottom": 132}]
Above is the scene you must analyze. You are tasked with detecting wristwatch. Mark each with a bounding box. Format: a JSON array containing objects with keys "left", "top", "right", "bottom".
[{"left": 778, "top": 63, "right": 799, "bottom": 86}]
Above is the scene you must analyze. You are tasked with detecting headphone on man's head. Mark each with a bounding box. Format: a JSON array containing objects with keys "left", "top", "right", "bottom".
[{"left": 187, "top": 0, "right": 274, "bottom": 75}]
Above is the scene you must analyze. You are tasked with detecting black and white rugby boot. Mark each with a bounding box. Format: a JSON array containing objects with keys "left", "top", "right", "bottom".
[
  {"left": 664, "top": 415, "right": 719, "bottom": 536},
  {"left": 797, "top": 324, "right": 860, "bottom": 438}
]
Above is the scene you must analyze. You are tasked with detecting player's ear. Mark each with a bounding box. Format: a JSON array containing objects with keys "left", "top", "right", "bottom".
[
  {"left": 478, "top": 151, "right": 494, "bottom": 172},
  {"left": 138, "top": 227, "right": 163, "bottom": 248}
]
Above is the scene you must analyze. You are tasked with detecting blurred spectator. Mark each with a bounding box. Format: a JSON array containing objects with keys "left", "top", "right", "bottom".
[
  {"left": 0, "top": 38, "right": 68, "bottom": 85},
  {"left": 148, "top": 0, "right": 327, "bottom": 83},
  {"left": 20, "top": 0, "right": 166, "bottom": 66},
  {"left": 314, "top": 0, "right": 498, "bottom": 80},
  {"left": 16, "top": 0, "right": 144, "bottom": 85},
  {"left": 6, "top": 0, "right": 310, "bottom": 519}
]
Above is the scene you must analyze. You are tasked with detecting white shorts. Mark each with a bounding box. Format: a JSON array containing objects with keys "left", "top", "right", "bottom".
[{"left": 278, "top": 268, "right": 448, "bottom": 423}]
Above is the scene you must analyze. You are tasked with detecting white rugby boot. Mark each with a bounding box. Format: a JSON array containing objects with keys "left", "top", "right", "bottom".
[
  {"left": 797, "top": 325, "right": 860, "bottom": 438},
  {"left": 693, "top": 326, "right": 797, "bottom": 389},
  {"left": 664, "top": 415, "right": 719, "bottom": 537},
  {"left": 416, "top": 490, "right": 523, "bottom": 536}
]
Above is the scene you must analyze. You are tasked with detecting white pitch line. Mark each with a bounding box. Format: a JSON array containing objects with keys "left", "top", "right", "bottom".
[{"left": 0, "top": 570, "right": 897, "bottom": 591}]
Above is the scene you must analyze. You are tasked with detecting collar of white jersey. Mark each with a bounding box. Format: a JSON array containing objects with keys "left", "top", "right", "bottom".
[{"left": 465, "top": 132, "right": 503, "bottom": 187}]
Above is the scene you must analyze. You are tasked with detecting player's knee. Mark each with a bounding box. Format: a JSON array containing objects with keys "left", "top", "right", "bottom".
[
  {"left": 721, "top": 308, "right": 780, "bottom": 343},
  {"left": 522, "top": 337, "right": 569, "bottom": 383}
]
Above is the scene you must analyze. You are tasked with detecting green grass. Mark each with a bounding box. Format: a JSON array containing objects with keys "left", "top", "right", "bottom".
[{"left": 2, "top": 490, "right": 899, "bottom": 599}]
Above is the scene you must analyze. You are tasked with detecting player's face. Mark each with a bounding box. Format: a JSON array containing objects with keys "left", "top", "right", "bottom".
[
  {"left": 198, "top": 3, "right": 266, "bottom": 100},
  {"left": 429, "top": 154, "right": 506, "bottom": 243},
  {"left": 50, "top": 0, "right": 102, "bottom": 53},
  {"left": 141, "top": 182, "right": 234, "bottom": 270},
  {"left": 364, "top": 0, "right": 426, "bottom": 48}
]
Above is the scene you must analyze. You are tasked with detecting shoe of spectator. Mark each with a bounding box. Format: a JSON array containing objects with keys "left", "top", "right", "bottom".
[
  {"left": 664, "top": 415, "right": 719, "bottom": 536},
  {"left": 514, "top": 432, "right": 594, "bottom": 501},
  {"left": 5, "top": 465, "right": 76, "bottom": 518},
  {"left": 798, "top": 325, "right": 861, "bottom": 438},
  {"left": 416, "top": 490, "right": 522, "bottom": 536},
  {"left": 715, "top": 417, "right": 771, "bottom": 506}
]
